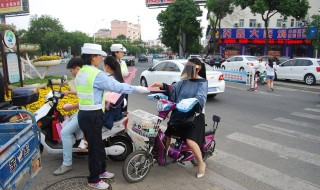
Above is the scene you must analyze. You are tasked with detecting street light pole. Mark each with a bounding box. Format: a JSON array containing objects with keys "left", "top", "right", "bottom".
[{"left": 93, "top": 19, "right": 105, "bottom": 43}]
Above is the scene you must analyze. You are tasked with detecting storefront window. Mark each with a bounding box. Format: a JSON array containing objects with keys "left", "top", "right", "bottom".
[
  {"left": 239, "top": 19, "right": 244, "bottom": 27},
  {"left": 276, "top": 19, "right": 282, "bottom": 27},
  {"left": 249, "top": 19, "right": 256, "bottom": 28},
  {"left": 290, "top": 19, "right": 295, "bottom": 27}
]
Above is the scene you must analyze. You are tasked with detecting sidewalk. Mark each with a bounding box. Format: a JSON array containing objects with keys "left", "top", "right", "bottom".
[{"left": 29, "top": 151, "right": 224, "bottom": 190}]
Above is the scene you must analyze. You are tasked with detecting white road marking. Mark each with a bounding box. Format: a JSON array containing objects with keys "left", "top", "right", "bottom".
[
  {"left": 258, "top": 91, "right": 282, "bottom": 96},
  {"left": 227, "top": 132, "right": 320, "bottom": 166},
  {"left": 304, "top": 108, "right": 320, "bottom": 113},
  {"left": 214, "top": 150, "right": 320, "bottom": 190},
  {"left": 291, "top": 112, "right": 320, "bottom": 120},
  {"left": 274, "top": 117, "right": 319, "bottom": 130},
  {"left": 253, "top": 123, "right": 320, "bottom": 143}
]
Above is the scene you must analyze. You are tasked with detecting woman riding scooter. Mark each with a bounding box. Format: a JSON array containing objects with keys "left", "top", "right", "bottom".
[{"left": 151, "top": 58, "right": 207, "bottom": 178}]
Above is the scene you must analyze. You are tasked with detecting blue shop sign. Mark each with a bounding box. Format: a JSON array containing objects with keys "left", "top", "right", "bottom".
[{"left": 214, "top": 27, "right": 317, "bottom": 40}]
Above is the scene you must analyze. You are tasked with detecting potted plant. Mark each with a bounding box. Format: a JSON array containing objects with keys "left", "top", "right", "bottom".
[{"left": 32, "top": 55, "right": 61, "bottom": 67}]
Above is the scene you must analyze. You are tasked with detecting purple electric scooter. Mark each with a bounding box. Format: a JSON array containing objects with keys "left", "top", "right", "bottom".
[{"left": 122, "top": 93, "right": 221, "bottom": 183}]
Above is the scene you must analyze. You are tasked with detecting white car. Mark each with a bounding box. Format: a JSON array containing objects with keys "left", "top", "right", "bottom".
[
  {"left": 221, "top": 55, "right": 266, "bottom": 73},
  {"left": 275, "top": 58, "right": 320, "bottom": 85},
  {"left": 188, "top": 54, "right": 204, "bottom": 62},
  {"left": 140, "top": 59, "right": 225, "bottom": 97}
]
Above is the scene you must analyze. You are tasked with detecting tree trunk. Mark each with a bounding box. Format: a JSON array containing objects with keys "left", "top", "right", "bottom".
[{"left": 264, "top": 19, "right": 269, "bottom": 55}]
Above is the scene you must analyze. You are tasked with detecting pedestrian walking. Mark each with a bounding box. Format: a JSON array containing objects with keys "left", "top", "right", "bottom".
[{"left": 266, "top": 58, "right": 276, "bottom": 91}]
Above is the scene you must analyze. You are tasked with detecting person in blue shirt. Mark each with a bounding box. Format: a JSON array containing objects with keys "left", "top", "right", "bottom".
[{"left": 75, "top": 43, "right": 149, "bottom": 190}]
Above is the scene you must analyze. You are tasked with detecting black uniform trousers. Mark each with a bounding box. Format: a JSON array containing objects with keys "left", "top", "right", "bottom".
[{"left": 78, "top": 109, "right": 106, "bottom": 183}]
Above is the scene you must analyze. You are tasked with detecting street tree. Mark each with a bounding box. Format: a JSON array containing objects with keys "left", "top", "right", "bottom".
[
  {"left": 26, "top": 15, "right": 64, "bottom": 55},
  {"left": 309, "top": 14, "right": 320, "bottom": 57},
  {"left": 234, "top": 0, "right": 310, "bottom": 55},
  {"left": 116, "top": 34, "right": 127, "bottom": 41},
  {"left": 67, "top": 31, "right": 91, "bottom": 56},
  {"left": 205, "top": 0, "right": 234, "bottom": 54},
  {"left": 157, "top": 0, "right": 202, "bottom": 56}
]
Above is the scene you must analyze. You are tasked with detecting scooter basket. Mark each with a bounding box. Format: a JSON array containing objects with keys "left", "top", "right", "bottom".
[{"left": 130, "top": 109, "right": 162, "bottom": 137}]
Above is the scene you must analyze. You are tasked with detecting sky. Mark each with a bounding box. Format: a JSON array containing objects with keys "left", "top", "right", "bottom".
[{"left": 5, "top": 0, "right": 209, "bottom": 41}]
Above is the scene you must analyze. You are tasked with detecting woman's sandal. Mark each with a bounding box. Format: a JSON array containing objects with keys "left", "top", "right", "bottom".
[{"left": 197, "top": 162, "right": 206, "bottom": 178}]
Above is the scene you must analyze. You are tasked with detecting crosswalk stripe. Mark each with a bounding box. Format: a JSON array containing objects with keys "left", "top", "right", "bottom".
[
  {"left": 291, "top": 112, "right": 320, "bottom": 120},
  {"left": 205, "top": 167, "right": 248, "bottom": 190},
  {"left": 304, "top": 108, "right": 320, "bottom": 113},
  {"left": 227, "top": 133, "right": 320, "bottom": 166},
  {"left": 274, "top": 117, "right": 319, "bottom": 130},
  {"left": 214, "top": 150, "right": 320, "bottom": 190},
  {"left": 253, "top": 123, "right": 320, "bottom": 143}
]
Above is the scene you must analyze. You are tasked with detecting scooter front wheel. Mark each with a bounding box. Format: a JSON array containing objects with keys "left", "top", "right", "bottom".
[{"left": 122, "top": 150, "right": 153, "bottom": 183}]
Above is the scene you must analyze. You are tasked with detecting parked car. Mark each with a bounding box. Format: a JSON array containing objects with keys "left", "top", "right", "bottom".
[
  {"left": 187, "top": 54, "right": 204, "bottom": 62},
  {"left": 221, "top": 55, "right": 265, "bottom": 73},
  {"left": 122, "top": 55, "right": 135, "bottom": 66},
  {"left": 140, "top": 59, "right": 225, "bottom": 97},
  {"left": 152, "top": 54, "right": 166, "bottom": 66},
  {"left": 205, "top": 54, "right": 225, "bottom": 67},
  {"left": 275, "top": 58, "right": 320, "bottom": 85},
  {"left": 259, "top": 56, "right": 291, "bottom": 65},
  {"left": 138, "top": 54, "right": 148, "bottom": 62},
  {"left": 278, "top": 56, "right": 291, "bottom": 64}
]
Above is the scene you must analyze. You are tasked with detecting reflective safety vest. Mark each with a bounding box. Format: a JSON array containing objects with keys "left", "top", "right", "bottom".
[
  {"left": 75, "top": 65, "right": 103, "bottom": 110},
  {"left": 120, "top": 60, "right": 129, "bottom": 76}
]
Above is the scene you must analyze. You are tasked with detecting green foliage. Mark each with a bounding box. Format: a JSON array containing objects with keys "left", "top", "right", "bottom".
[
  {"left": 206, "top": 0, "right": 234, "bottom": 53},
  {"left": 25, "top": 15, "right": 64, "bottom": 55},
  {"left": 309, "top": 14, "right": 320, "bottom": 49},
  {"left": 11, "top": 75, "right": 62, "bottom": 86},
  {"left": 157, "top": 0, "right": 202, "bottom": 54},
  {"left": 117, "top": 34, "right": 127, "bottom": 41},
  {"left": 234, "top": 0, "right": 309, "bottom": 21}
]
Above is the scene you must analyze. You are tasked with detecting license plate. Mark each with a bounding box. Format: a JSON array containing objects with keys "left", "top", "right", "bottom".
[{"left": 208, "top": 87, "right": 217, "bottom": 92}]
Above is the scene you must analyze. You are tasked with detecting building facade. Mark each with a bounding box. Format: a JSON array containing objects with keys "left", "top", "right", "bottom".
[
  {"left": 111, "top": 20, "right": 141, "bottom": 41},
  {"left": 206, "top": 0, "right": 319, "bottom": 58},
  {"left": 94, "top": 28, "right": 111, "bottom": 38}
]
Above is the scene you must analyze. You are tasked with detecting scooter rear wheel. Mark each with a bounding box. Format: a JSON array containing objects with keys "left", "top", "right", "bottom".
[{"left": 122, "top": 150, "right": 153, "bottom": 183}]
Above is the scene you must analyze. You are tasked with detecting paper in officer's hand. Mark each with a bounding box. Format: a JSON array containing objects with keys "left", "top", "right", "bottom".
[
  {"left": 123, "top": 67, "right": 137, "bottom": 84},
  {"left": 105, "top": 92, "right": 122, "bottom": 104}
]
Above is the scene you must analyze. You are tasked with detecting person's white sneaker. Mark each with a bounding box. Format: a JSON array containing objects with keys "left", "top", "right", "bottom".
[
  {"left": 53, "top": 165, "right": 72, "bottom": 175},
  {"left": 78, "top": 139, "right": 88, "bottom": 149},
  {"left": 88, "top": 180, "right": 109, "bottom": 189},
  {"left": 99, "top": 170, "right": 115, "bottom": 179}
]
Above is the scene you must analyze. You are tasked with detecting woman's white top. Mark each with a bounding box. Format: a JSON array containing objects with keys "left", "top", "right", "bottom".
[{"left": 266, "top": 64, "right": 276, "bottom": 76}]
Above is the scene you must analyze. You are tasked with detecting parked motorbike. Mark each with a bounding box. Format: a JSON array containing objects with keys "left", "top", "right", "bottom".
[
  {"left": 122, "top": 93, "right": 221, "bottom": 183},
  {"left": 36, "top": 76, "right": 133, "bottom": 161},
  {"left": 257, "top": 71, "right": 267, "bottom": 85}
]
